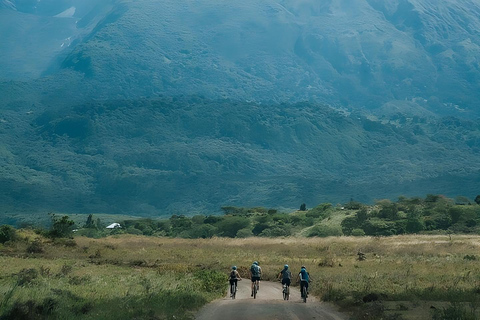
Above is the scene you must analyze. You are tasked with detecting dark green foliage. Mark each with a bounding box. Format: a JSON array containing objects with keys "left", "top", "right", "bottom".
[
  {"left": 299, "top": 203, "right": 307, "bottom": 211},
  {"left": 47, "top": 214, "right": 75, "bottom": 239},
  {"left": 188, "top": 224, "right": 217, "bottom": 239},
  {"left": 406, "top": 212, "right": 425, "bottom": 233},
  {"left": 17, "top": 268, "right": 39, "bottom": 286},
  {"left": 193, "top": 270, "right": 227, "bottom": 294},
  {"left": 0, "top": 225, "right": 17, "bottom": 244},
  {"left": 259, "top": 225, "right": 292, "bottom": 237},
  {"left": 377, "top": 200, "right": 399, "bottom": 220},
  {"left": 307, "top": 225, "right": 343, "bottom": 237},
  {"left": 252, "top": 223, "right": 270, "bottom": 236},
  {"left": 216, "top": 217, "right": 250, "bottom": 238},
  {"left": 475, "top": 195, "right": 480, "bottom": 205},
  {"left": 169, "top": 215, "right": 193, "bottom": 235},
  {"left": 306, "top": 203, "right": 332, "bottom": 219},
  {"left": 362, "top": 218, "right": 397, "bottom": 236},
  {"left": 26, "top": 239, "right": 44, "bottom": 254},
  {"left": 431, "top": 303, "right": 477, "bottom": 320},
  {"left": 1, "top": 298, "right": 57, "bottom": 320},
  {"left": 341, "top": 216, "right": 359, "bottom": 236},
  {"left": 345, "top": 201, "right": 364, "bottom": 210}
]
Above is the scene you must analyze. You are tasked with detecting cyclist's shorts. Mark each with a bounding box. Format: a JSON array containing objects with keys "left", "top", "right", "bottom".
[
  {"left": 251, "top": 276, "right": 260, "bottom": 282},
  {"left": 281, "top": 279, "right": 291, "bottom": 286},
  {"left": 229, "top": 279, "right": 238, "bottom": 285}
]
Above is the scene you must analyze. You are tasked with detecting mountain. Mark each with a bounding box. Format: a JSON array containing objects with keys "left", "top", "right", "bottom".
[
  {"left": 1, "top": 0, "right": 480, "bottom": 115},
  {"left": 0, "top": 0, "right": 479, "bottom": 218}
]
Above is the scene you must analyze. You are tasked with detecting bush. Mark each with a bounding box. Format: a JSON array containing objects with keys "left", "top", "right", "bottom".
[
  {"left": 17, "top": 268, "right": 39, "bottom": 286},
  {"left": 0, "top": 225, "right": 17, "bottom": 244},
  {"left": 259, "top": 225, "right": 291, "bottom": 237},
  {"left": 47, "top": 215, "right": 75, "bottom": 239},
  {"left": 194, "top": 270, "right": 226, "bottom": 294},
  {"left": 26, "top": 238, "right": 44, "bottom": 254},
  {"left": 307, "top": 225, "right": 343, "bottom": 237},
  {"left": 351, "top": 228, "right": 366, "bottom": 236},
  {"left": 216, "top": 217, "right": 250, "bottom": 238},
  {"left": 236, "top": 228, "right": 253, "bottom": 238}
]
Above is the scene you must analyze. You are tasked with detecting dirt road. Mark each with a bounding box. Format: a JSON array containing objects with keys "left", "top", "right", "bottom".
[{"left": 195, "top": 280, "right": 349, "bottom": 320}]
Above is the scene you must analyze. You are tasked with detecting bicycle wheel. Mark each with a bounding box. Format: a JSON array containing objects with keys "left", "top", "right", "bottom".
[
  {"left": 232, "top": 283, "right": 236, "bottom": 299},
  {"left": 302, "top": 286, "right": 307, "bottom": 303},
  {"left": 253, "top": 282, "right": 257, "bottom": 299},
  {"left": 286, "top": 285, "right": 289, "bottom": 300},
  {"left": 282, "top": 285, "right": 287, "bottom": 300}
]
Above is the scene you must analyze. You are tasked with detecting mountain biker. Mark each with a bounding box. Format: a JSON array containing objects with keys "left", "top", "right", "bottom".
[
  {"left": 229, "top": 266, "right": 242, "bottom": 297},
  {"left": 296, "top": 265, "right": 310, "bottom": 297},
  {"left": 277, "top": 264, "right": 292, "bottom": 289},
  {"left": 250, "top": 261, "right": 261, "bottom": 296}
]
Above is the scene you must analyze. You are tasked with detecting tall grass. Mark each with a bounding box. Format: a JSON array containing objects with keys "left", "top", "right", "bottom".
[{"left": 2, "top": 233, "right": 480, "bottom": 319}]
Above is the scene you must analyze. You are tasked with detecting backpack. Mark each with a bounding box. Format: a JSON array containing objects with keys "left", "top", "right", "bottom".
[
  {"left": 299, "top": 269, "right": 309, "bottom": 282},
  {"left": 230, "top": 270, "right": 237, "bottom": 279},
  {"left": 281, "top": 269, "right": 291, "bottom": 280},
  {"left": 250, "top": 264, "right": 260, "bottom": 277}
]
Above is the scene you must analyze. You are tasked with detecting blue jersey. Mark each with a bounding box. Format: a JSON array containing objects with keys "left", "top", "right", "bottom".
[{"left": 299, "top": 269, "right": 309, "bottom": 282}]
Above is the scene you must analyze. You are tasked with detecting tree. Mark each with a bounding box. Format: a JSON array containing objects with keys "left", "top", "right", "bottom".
[
  {"left": 299, "top": 203, "right": 307, "bottom": 211},
  {"left": 84, "top": 214, "right": 96, "bottom": 229},
  {"left": 341, "top": 216, "right": 359, "bottom": 236},
  {"left": 216, "top": 217, "right": 250, "bottom": 238},
  {"left": 475, "top": 195, "right": 480, "bottom": 205},
  {"left": 48, "top": 214, "right": 75, "bottom": 239},
  {"left": 0, "top": 225, "right": 17, "bottom": 244}
]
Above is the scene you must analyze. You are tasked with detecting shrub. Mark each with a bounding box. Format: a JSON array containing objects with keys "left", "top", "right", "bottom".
[
  {"left": 307, "top": 225, "right": 343, "bottom": 237},
  {"left": 351, "top": 228, "right": 366, "bottom": 236},
  {"left": 431, "top": 303, "right": 476, "bottom": 320},
  {"left": 26, "top": 238, "right": 44, "bottom": 254},
  {"left": 216, "top": 217, "right": 250, "bottom": 238},
  {"left": 0, "top": 225, "right": 17, "bottom": 244},
  {"left": 194, "top": 270, "right": 226, "bottom": 294},
  {"left": 17, "top": 268, "right": 39, "bottom": 286},
  {"left": 236, "top": 228, "right": 253, "bottom": 238},
  {"left": 47, "top": 215, "right": 75, "bottom": 239},
  {"left": 188, "top": 224, "right": 217, "bottom": 238},
  {"left": 1, "top": 298, "right": 57, "bottom": 319},
  {"left": 259, "top": 225, "right": 291, "bottom": 237}
]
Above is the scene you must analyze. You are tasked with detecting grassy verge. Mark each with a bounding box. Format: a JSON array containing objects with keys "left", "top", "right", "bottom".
[{"left": 2, "top": 232, "right": 480, "bottom": 319}]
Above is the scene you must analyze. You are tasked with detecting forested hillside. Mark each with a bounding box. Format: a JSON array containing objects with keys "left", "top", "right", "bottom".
[{"left": 1, "top": 98, "right": 479, "bottom": 218}]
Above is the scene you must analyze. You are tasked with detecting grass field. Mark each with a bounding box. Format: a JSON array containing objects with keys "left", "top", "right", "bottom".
[{"left": 1, "top": 232, "right": 480, "bottom": 319}]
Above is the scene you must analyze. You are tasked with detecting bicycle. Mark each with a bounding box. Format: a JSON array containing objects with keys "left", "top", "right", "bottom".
[
  {"left": 252, "top": 280, "right": 259, "bottom": 299},
  {"left": 230, "top": 282, "right": 237, "bottom": 299},
  {"left": 301, "top": 283, "right": 308, "bottom": 303},
  {"left": 282, "top": 283, "right": 289, "bottom": 300}
]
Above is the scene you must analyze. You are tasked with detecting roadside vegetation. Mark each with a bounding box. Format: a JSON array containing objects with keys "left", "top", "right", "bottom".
[{"left": 71, "top": 194, "right": 480, "bottom": 239}]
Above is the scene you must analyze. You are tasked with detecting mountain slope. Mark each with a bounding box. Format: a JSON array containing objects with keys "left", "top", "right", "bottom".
[
  {"left": 1, "top": 0, "right": 480, "bottom": 115},
  {"left": 1, "top": 98, "right": 479, "bottom": 216}
]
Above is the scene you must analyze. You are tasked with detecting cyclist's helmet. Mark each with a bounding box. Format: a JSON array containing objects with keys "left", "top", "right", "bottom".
[
  {"left": 284, "top": 264, "right": 289, "bottom": 269},
  {"left": 301, "top": 265, "right": 306, "bottom": 269},
  {"left": 253, "top": 261, "right": 258, "bottom": 265},
  {"left": 232, "top": 266, "right": 237, "bottom": 270}
]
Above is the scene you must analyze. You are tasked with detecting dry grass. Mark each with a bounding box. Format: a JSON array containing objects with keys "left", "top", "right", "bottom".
[{"left": 2, "top": 233, "right": 480, "bottom": 319}]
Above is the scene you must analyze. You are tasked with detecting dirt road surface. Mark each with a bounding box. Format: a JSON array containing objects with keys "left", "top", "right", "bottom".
[{"left": 195, "top": 280, "right": 349, "bottom": 320}]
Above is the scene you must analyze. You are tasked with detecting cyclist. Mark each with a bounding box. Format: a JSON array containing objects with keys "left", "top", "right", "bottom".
[
  {"left": 295, "top": 265, "right": 310, "bottom": 298},
  {"left": 250, "top": 261, "right": 261, "bottom": 296},
  {"left": 229, "top": 266, "right": 242, "bottom": 297},
  {"left": 277, "top": 264, "right": 292, "bottom": 289}
]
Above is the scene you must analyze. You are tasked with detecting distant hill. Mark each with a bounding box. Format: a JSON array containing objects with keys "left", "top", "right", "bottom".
[{"left": 1, "top": 0, "right": 480, "bottom": 116}]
